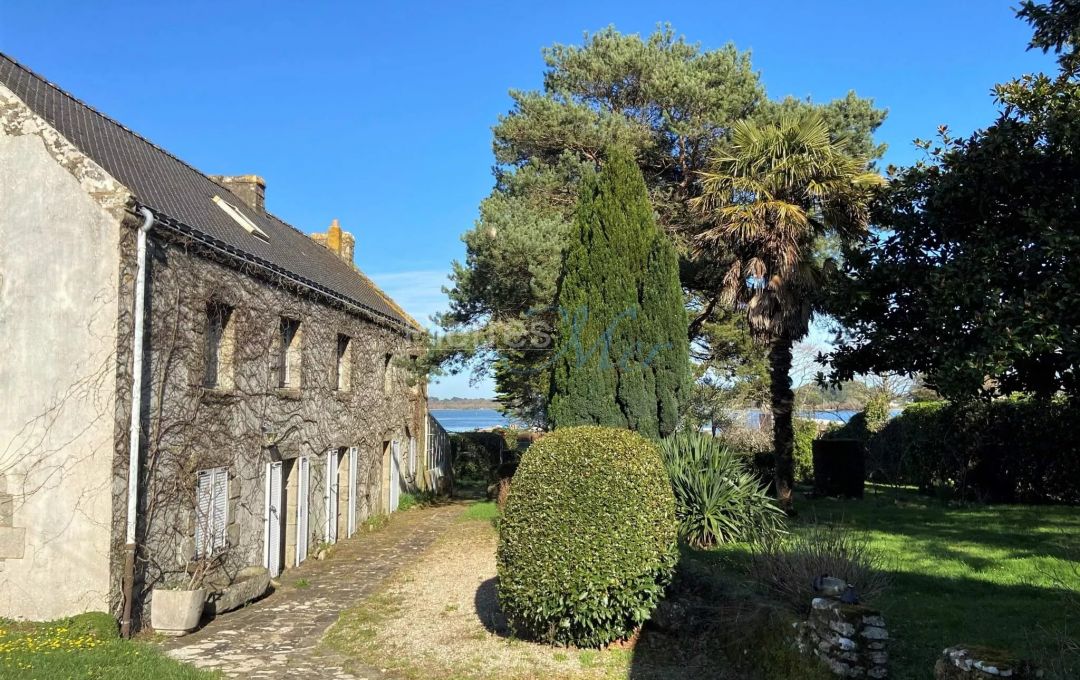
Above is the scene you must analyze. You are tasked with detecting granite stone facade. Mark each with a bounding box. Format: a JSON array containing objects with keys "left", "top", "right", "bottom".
[{"left": 0, "top": 54, "right": 439, "bottom": 628}]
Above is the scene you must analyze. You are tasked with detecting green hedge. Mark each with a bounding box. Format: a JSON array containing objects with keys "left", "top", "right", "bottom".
[
  {"left": 496, "top": 426, "right": 678, "bottom": 647},
  {"left": 830, "top": 398, "right": 1080, "bottom": 504}
]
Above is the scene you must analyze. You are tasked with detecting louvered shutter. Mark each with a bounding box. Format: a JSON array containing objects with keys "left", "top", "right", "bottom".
[
  {"left": 195, "top": 470, "right": 212, "bottom": 556},
  {"left": 325, "top": 449, "right": 338, "bottom": 544},
  {"left": 212, "top": 468, "right": 228, "bottom": 553},
  {"left": 195, "top": 468, "right": 228, "bottom": 557}
]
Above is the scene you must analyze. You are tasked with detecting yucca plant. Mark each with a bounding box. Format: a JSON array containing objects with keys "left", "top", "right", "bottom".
[{"left": 660, "top": 431, "right": 786, "bottom": 548}]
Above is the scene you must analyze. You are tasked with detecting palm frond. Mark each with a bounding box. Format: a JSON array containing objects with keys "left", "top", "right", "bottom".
[{"left": 692, "top": 111, "right": 879, "bottom": 342}]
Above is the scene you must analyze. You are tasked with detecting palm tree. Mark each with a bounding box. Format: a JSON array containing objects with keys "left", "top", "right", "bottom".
[{"left": 690, "top": 113, "right": 882, "bottom": 511}]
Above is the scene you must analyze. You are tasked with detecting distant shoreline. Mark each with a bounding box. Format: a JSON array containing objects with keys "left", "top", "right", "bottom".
[{"left": 428, "top": 398, "right": 501, "bottom": 411}]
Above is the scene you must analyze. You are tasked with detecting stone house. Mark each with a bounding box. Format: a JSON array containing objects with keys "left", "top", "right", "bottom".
[{"left": 0, "top": 52, "right": 451, "bottom": 629}]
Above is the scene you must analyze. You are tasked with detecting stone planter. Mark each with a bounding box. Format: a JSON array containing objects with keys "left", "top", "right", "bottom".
[
  {"left": 151, "top": 587, "right": 206, "bottom": 636},
  {"left": 794, "top": 596, "right": 889, "bottom": 678}
]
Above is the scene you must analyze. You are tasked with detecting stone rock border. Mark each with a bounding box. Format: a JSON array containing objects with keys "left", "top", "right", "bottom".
[
  {"left": 934, "top": 645, "right": 1042, "bottom": 679},
  {"left": 795, "top": 596, "right": 888, "bottom": 678}
]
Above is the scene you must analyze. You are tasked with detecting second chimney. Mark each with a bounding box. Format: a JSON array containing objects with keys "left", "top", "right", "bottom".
[
  {"left": 209, "top": 174, "right": 266, "bottom": 213},
  {"left": 311, "top": 219, "right": 356, "bottom": 265}
]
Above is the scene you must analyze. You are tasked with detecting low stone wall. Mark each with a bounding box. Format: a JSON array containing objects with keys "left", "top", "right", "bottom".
[
  {"left": 934, "top": 645, "right": 1041, "bottom": 679},
  {"left": 795, "top": 596, "right": 888, "bottom": 678}
]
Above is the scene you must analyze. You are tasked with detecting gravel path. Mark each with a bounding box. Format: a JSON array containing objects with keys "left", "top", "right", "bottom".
[{"left": 162, "top": 502, "right": 464, "bottom": 678}]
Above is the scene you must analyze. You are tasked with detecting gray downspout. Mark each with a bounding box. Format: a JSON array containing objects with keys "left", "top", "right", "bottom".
[{"left": 121, "top": 206, "right": 154, "bottom": 638}]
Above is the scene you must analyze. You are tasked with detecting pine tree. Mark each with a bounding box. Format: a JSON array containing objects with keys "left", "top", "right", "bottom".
[{"left": 548, "top": 146, "right": 690, "bottom": 438}]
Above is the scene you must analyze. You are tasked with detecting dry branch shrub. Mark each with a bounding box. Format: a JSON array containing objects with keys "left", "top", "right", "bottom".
[{"left": 748, "top": 521, "right": 889, "bottom": 615}]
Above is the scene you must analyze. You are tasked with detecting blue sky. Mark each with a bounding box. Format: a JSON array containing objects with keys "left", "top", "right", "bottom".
[{"left": 1, "top": 1, "right": 1053, "bottom": 397}]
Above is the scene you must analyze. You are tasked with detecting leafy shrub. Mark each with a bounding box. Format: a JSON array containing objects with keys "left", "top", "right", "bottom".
[
  {"left": 450, "top": 432, "right": 509, "bottom": 484},
  {"left": 497, "top": 426, "right": 678, "bottom": 647},
  {"left": 749, "top": 522, "right": 889, "bottom": 615},
  {"left": 724, "top": 419, "right": 816, "bottom": 485},
  {"left": 792, "top": 418, "right": 817, "bottom": 483},
  {"left": 397, "top": 490, "right": 437, "bottom": 511},
  {"left": 659, "top": 432, "right": 785, "bottom": 548},
  {"left": 863, "top": 392, "right": 892, "bottom": 433},
  {"left": 822, "top": 411, "right": 870, "bottom": 443}
]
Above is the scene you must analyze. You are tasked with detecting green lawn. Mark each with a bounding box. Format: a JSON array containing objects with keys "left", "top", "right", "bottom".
[
  {"left": 730, "top": 487, "right": 1080, "bottom": 679},
  {"left": 458, "top": 499, "right": 499, "bottom": 522},
  {"left": 0, "top": 613, "right": 217, "bottom": 680}
]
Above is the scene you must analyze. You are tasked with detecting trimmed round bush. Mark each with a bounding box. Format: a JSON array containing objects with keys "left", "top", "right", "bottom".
[{"left": 496, "top": 426, "right": 678, "bottom": 647}]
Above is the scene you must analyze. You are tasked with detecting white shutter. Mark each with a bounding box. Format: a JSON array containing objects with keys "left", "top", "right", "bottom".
[
  {"left": 195, "top": 470, "right": 211, "bottom": 557},
  {"left": 347, "top": 446, "right": 358, "bottom": 537},
  {"left": 296, "top": 457, "right": 310, "bottom": 564},
  {"left": 326, "top": 449, "right": 338, "bottom": 544},
  {"left": 212, "top": 468, "right": 228, "bottom": 553},
  {"left": 195, "top": 467, "right": 227, "bottom": 557},
  {"left": 265, "top": 462, "right": 282, "bottom": 576}
]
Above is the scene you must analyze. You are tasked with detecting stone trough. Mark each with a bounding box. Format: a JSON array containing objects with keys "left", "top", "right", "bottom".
[{"left": 204, "top": 565, "right": 270, "bottom": 616}]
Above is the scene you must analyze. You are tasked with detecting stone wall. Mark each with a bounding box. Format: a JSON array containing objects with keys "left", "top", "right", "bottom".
[
  {"left": 1, "top": 75, "right": 430, "bottom": 627},
  {"left": 795, "top": 596, "right": 889, "bottom": 678},
  {"left": 120, "top": 229, "right": 427, "bottom": 626}
]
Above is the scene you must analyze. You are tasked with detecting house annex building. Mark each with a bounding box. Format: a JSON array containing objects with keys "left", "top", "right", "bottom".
[{"left": 0, "top": 52, "right": 450, "bottom": 630}]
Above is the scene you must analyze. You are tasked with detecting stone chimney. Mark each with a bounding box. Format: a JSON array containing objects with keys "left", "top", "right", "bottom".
[
  {"left": 310, "top": 219, "right": 356, "bottom": 265},
  {"left": 209, "top": 175, "right": 266, "bottom": 213}
]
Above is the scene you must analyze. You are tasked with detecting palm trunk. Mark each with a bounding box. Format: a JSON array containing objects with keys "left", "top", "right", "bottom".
[{"left": 769, "top": 334, "right": 796, "bottom": 512}]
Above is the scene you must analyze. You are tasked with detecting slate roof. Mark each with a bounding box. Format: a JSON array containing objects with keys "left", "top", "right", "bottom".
[{"left": 0, "top": 52, "right": 417, "bottom": 333}]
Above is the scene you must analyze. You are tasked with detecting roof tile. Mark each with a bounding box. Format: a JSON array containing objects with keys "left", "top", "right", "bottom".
[{"left": 0, "top": 52, "right": 415, "bottom": 331}]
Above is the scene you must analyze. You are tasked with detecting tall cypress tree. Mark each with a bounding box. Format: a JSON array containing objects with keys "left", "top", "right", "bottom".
[{"left": 548, "top": 146, "right": 690, "bottom": 438}]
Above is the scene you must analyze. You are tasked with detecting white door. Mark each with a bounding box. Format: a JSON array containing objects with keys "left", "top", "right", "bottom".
[
  {"left": 296, "top": 456, "right": 310, "bottom": 564},
  {"left": 347, "top": 446, "right": 358, "bottom": 537},
  {"left": 325, "top": 449, "right": 339, "bottom": 544},
  {"left": 263, "top": 461, "right": 283, "bottom": 577},
  {"left": 389, "top": 440, "right": 401, "bottom": 512}
]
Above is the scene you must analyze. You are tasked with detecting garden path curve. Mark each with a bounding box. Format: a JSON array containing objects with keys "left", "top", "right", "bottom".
[{"left": 163, "top": 502, "right": 464, "bottom": 679}]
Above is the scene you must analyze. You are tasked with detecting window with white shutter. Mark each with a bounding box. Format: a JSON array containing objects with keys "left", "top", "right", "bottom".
[{"left": 195, "top": 467, "right": 229, "bottom": 557}]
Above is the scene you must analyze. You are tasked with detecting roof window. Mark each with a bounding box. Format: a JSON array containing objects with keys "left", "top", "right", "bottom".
[{"left": 212, "top": 194, "right": 269, "bottom": 242}]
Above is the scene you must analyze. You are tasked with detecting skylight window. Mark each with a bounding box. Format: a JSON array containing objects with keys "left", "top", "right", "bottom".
[{"left": 212, "top": 195, "right": 269, "bottom": 242}]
